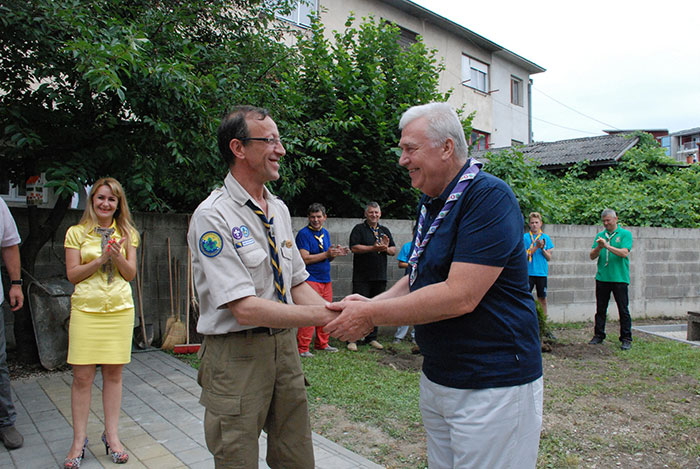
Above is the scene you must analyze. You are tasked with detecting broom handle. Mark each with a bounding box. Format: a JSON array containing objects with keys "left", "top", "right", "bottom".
[
  {"left": 139, "top": 232, "right": 148, "bottom": 346},
  {"left": 176, "top": 259, "right": 181, "bottom": 322},
  {"left": 186, "top": 250, "right": 191, "bottom": 345},
  {"left": 167, "top": 238, "right": 174, "bottom": 318}
]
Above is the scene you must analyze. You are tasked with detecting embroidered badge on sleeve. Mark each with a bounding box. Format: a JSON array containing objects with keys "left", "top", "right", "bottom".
[{"left": 199, "top": 231, "right": 223, "bottom": 257}]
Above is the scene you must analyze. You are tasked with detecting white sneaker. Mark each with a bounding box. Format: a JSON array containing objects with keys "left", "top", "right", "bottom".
[
  {"left": 347, "top": 342, "right": 358, "bottom": 352},
  {"left": 319, "top": 345, "right": 338, "bottom": 352},
  {"left": 299, "top": 351, "right": 314, "bottom": 358}
]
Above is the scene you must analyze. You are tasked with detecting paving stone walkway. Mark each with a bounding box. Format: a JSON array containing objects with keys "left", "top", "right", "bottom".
[{"left": 0, "top": 350, "right": 383, "bottom": 468}]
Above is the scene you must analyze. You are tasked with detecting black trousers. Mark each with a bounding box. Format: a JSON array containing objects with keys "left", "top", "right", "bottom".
[
  {"left": 351, "top": 280, "right": 387, "bottom": 342},
  {"left": 594, "top": 280, "right": 632, "bottom": 342}
]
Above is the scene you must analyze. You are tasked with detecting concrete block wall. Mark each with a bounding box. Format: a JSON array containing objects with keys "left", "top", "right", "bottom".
[
  {"left": 544, "top": 224, "right": 700, "bottom": 323},
  {"left": 9, "top": 207, "right": 699, "bottom": 344}
]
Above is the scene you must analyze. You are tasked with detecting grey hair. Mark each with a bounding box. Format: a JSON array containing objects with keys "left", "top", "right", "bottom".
[
  {"left": 365, "top": 201, "right": 380, "bottom": 211},
  {"left": 399, "top": 102, "right": 469, "bottom": 161},
  {"left": 601, "top": 208, "right": 617, "bottom": 218}
]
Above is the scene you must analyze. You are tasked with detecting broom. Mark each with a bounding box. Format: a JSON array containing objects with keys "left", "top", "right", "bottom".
[
  {"left": 164, "top": 237, "right": 176, "bottom": 337},
  {"left": 174, "top": 250, "right": 201, "bottom": 354},
  {"left": 162, "top": 256, "right": 186, "bottom": 350}
]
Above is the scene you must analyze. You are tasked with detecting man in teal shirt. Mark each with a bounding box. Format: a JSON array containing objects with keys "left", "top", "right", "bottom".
[{"left": 589, "top": 209, "right": 633, "bottom": 350}]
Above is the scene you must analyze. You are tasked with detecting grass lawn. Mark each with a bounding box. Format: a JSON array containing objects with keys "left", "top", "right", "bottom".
[{"left": 176, "top": 320, "right": 700, "bottom": 468}]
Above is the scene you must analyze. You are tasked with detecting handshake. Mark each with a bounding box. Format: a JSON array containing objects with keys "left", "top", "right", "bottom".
[{"left": 322, "top": 293, "right": 376, "bottom": 342}]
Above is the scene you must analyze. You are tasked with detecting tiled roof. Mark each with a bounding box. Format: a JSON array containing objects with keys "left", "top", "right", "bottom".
[{"left": 473, "top": 134, "right": 640, "bottom": 169}]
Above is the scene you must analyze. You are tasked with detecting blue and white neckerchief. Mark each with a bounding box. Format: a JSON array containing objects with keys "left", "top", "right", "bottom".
[{"left": 408, "top": 160, "right": 482, "bottom": 286}]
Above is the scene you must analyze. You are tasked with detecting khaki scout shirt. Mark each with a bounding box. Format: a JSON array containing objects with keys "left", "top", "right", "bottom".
[{"left": 188, "top": 172, "right": 308, "bottom": 335}]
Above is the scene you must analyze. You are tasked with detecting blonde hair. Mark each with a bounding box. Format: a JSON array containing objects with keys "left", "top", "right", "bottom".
[
  {"left": 528, "top": 212, "right": 543, "bottom": 222},
  {"left": 80, "top": 177, "right": 139, "bottom": 244},
  {"left": 528, "top": 212, "right": 544, "bottom": 230}
]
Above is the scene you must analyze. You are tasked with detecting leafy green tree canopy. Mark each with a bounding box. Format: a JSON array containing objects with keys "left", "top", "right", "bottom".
[
  {"left": 273, "top": 15, "right": 450, "bottom": 219},
  {"left": 483, "top": 132, "right": 700, "bottom": 228}
]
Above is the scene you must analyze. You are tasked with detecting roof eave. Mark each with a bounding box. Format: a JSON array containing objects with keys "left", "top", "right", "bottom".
[{"left": 379, "top": 0, "right": 546, "bottom": 74}]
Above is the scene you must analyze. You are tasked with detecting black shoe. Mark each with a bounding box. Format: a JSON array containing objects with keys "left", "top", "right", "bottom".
[
  {"left": 588, "top": 336, "right": 604, "bottom": 345},
  {"left": 0, "top": 425, "right": 23, "bottom": 449},
  {"left": 621, "top": 340, "right": 632, "bottom": 351}
]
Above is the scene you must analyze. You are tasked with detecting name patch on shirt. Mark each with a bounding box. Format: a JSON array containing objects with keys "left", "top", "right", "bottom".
[
  {"left": 234, "top": 238, "right": 256, "bottom": 249},
  {"left": 199, "top": 231, "right": 223, "bottom": 257}
]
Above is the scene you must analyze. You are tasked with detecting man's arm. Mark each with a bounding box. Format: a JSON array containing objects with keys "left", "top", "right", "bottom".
[
  {"left": 325, "top": 262, "right": 502, "bottom": 341},
  {"left": 590, "top": 237, "right": 629, "bottom": 260},
  {"left": 351, "top": 244, "right": 383, "bottom": 254},
  {"left": 227, "top": 281, "right": 335, "bottom": 328},
  {"left": 299, "top": 248, "right": 330, "bottom": 265},
  {"left": 1, "top": 244, "right": 23, "bottom": 311}
]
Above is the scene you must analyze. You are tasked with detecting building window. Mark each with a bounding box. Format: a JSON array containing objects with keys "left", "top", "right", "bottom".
[
  {"left": 396, "top": 24, "right": 418, "bottom": 50},
  {"left": 511, "top": 76, "right": 523, "bottom": 106},
  {"left": 462, "top": 55, "right": 488, "bottom": 93},
  {"left": 470, "top": 130, "right": 489, "bottom": 150},
  {"left": 277, "top": 0, "right": 317, "bottom": 27},
  {"left": 0, "top": 176, "right": 26, "bottom": 204},
  {"left": 660, "top": 136, "right": 671, "bottom": 157}
]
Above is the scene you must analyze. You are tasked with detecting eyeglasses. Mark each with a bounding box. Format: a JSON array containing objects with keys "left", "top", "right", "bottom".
[{"left": 239, "top": 137, "right": 283, "bottom": 146}]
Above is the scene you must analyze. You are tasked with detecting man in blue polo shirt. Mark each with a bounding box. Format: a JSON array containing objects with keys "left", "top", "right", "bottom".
[
  {"left": 325, "top": 102, "right": 543, "bottom": 468},
  {"left": 295, "top": 203, "right": 349, "bottom": 357}
]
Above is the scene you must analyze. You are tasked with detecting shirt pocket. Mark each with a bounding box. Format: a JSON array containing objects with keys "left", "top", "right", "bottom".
[
  {"left": 237, "top": 245, "right": 269, "bottom": 296},
  {"left": 279, "top": 245, "right": 294, "bottom": 294}
]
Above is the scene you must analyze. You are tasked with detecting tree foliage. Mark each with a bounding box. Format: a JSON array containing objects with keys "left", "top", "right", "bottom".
[
  {"left": 272, "top": 15, "right": 449, "bottom": 218},
  {"left": 1, "top": 0, "right": 303, "bottom": 213},
  {"left": 482, "top": 133, "right": 700, "bottom": 228}
]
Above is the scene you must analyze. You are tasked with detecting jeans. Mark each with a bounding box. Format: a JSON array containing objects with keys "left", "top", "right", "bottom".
[
  {"left": 594, "top": 280, "right": 632, "bottom": 342},
  {"left": 0, "top": 302, "right": 16, "bottom": 427},
  {"left": 394, "top": 325, "right": 415, "bottom": 341}
]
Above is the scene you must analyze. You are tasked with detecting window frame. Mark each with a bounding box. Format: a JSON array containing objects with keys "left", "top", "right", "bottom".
[
  {"left": 277, "top": 0, "right": 317, "bottom": 27},
  {"left": 511, "top": 76, "right": 523, "bottom": 106},
  {"left": 461, "top": 55, "right": 489, "bottom": 93}
]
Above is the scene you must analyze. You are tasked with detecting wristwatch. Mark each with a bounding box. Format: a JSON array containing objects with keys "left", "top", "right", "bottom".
[{"left": 10, "top": 279, "right": 22, "bottom": 286}]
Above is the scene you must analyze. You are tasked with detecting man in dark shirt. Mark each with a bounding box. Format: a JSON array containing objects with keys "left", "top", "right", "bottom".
[
  {"left": 326, "top": 102, "right": 543, "bottom": 468},
  {"left": 347, "top": 202, "right": 395, "bottom": 351}
]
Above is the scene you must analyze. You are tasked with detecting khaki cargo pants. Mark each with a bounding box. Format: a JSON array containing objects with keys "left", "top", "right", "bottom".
[{"left": 198, "top": 329, "right": 314, "bottom": 469}]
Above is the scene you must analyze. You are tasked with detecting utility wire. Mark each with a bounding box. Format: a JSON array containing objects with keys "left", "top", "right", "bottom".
[
  {"left": 490, "top": 95, "right": 600, "bottom": 136},
  {"left": 532, "top": 86, "right": 621, "bottom": 130}
]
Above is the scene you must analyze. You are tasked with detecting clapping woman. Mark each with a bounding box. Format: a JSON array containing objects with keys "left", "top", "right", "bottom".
[{"left": 63, "top": 178, "right": 139, "bottom": 468}]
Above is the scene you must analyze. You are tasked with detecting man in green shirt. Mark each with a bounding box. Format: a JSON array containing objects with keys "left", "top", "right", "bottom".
[{"left": 589, "top": 209, "right": 633, "bottom": 350}]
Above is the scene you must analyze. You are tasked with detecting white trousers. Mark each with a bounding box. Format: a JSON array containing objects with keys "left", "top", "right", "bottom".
[{"left": 420, "top": 373, "right": 543, "bottom": 469}]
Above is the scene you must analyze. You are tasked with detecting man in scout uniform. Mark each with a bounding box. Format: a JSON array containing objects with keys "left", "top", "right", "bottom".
[
  {"left": 188, "top": 105, "right": 336, "bottom": 468},
  {"left": 524, "top": 212, "right": 554, "bottom": 318},
  {"left": 588, "top": 208, "right": 634, "bottom": 350},
  {"left": 325, "top": 102, "right": 543, "bottom": 468},
  {"left": 295, "top": 202, "right": 348, "bottom": 357}
]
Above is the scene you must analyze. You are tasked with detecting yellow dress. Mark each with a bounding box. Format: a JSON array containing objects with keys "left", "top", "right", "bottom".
[{"left": 64, "top": 222, "right": 139, "bottom": 365}]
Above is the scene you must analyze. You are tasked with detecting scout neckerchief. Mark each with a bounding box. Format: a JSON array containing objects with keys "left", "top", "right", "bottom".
[
  {"left": 95, "top": 226, "right": 116, "bottom": 284},
  {"left": 245, "top": 200, "right": 287, "bottom": 303},
  {"left": 367, "top": 221, "right": 381, "bottom": 245},
  {"left": 527, "top": 230, "right": 543, "bottom": 262},
  {"left": 308, "top": 225, "right": 325, "bottom": 251},
  {"left": 603, "top": 229, "right": 618, "bottom": 267},
  {"left": 408, "top": 159, "right": 482, "bottom": 286}
]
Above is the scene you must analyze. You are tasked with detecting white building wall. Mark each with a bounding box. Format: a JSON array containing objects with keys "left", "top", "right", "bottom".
[
  {"left": 489, "top": 54, "right": 531, "bottom": 147},
  {"left": 316, "top": 0, "right": 533, "bottom": 145}
]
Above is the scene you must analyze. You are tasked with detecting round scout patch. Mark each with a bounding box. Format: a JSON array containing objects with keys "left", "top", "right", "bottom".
[
  {"left": 199, "top": 231, "right": 223, "bottom": 257},
  {"left": 232, "top": 226, "right": 243, "bottom": 240}
]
